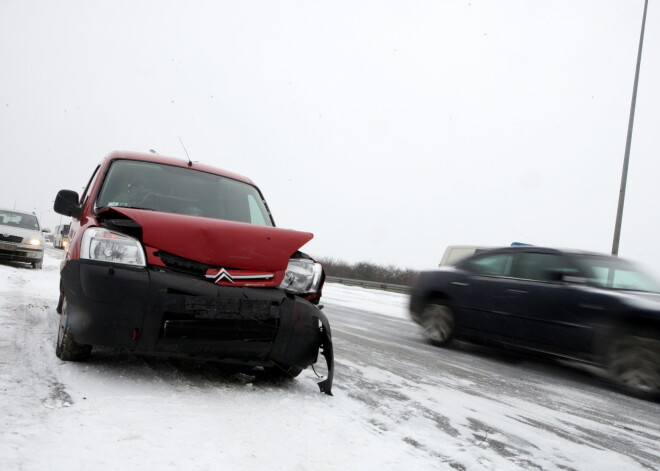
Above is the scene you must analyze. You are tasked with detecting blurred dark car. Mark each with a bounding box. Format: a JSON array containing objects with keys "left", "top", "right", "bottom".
[{"left": 410, "top": 246, "right": 660, "bottom": 399}]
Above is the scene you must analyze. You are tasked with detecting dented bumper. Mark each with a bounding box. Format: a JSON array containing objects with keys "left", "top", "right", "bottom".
[{"left": 59, "top": 259, "right": 333, "bottom": 394}]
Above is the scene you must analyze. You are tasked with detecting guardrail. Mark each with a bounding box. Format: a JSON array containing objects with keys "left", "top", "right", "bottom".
[{"left": 325, "top": 276, "right": 410, "bottom": 294}]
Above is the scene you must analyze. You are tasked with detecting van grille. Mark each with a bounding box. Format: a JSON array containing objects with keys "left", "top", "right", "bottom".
[
  {"left": 156, "top": 251, "right": 211, "bottom": 277},
  {"left": 160, "top": 294, "right": 279, "bottom": 342}
]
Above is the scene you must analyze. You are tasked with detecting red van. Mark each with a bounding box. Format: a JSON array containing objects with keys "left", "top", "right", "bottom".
[{"left": 54, "top": 151, "right": 333, "bottom": 394}]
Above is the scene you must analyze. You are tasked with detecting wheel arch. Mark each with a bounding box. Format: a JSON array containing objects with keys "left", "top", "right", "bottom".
[
  {"left": 410, "top": 289, "right": 453, "bottom": 315},
  {"left": 421, "top": 290, "right": 454, "bottom": 308}
]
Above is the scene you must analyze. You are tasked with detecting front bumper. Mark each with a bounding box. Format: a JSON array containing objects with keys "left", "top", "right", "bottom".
[
  {"left": 0, "top": 241, "right": 43, "bottom": 264},
  {"left": 60, "top": 259, "right": 333, "bottom": 394}
]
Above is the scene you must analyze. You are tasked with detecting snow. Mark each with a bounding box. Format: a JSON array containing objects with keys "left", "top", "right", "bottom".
[
  {"left": 0, "top": 253, "right": 436, "bottom": 470},
  {"left": 1, "top": 251, "right": 658, "bottom": 470},
  {"left": 321, "top": 283, "right": 409, "bottom": 320}
]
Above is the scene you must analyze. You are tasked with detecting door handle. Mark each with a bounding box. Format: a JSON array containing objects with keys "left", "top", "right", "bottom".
[
  {"left": 451, "top": 282, "right": 469, "bottom": 286},
  {"left": 506, "top": 289, "right": 528, "bottom": 294}
]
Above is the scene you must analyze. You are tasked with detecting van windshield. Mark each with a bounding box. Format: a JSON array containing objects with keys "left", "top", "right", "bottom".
[{"left": 96, "top": 160, "right": 274, "bottom": 226}]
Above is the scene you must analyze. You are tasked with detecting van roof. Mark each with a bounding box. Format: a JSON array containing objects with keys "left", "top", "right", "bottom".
[{"left": 103, "top": 151, "right": 255, "bottom": 185}]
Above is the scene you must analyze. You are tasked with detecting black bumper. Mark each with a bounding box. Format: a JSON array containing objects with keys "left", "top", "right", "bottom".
[
  {"left": 0, "top": 246, "right": 43, "bottom": 264},
  {"left": 60, "top": 259, "right": 333, "bottom": 394}
]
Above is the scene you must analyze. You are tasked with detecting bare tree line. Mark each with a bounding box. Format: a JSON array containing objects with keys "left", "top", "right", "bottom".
[{"left": 316, "top": 257, "right": 418, "bottom": 286}]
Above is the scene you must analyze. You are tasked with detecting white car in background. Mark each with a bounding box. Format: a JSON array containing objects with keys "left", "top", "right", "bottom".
[
  {"left": 0, "top": 208, "right": 47, "bottom": 269},
  {"left": 439, "top": 243, "right": 531, "bottom": 267},
  {"left": 439, "top": 245, "right": 498, "bottom": 267}
]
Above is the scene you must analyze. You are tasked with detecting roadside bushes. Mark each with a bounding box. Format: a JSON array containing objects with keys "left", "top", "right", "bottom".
[{"left": 315, "top": 257, "right": 418, "bottom": 286}]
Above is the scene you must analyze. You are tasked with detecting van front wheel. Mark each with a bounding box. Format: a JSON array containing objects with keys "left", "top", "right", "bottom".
[{"left": 55, "top": 298, "right": 92, "bottom": 362}]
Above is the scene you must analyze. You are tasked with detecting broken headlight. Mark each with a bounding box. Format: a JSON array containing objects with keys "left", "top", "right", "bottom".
[
  {"left": 80, "top": 227, "right": 146, "bottom": 267},
  {"left": 280, "top": 258, "right": 323, "bottom": 295}
]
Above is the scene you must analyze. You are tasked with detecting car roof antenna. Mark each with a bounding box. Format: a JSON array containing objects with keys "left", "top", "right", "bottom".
[{"left": 178, "top": 137, "right": 193, "bottom": 167}]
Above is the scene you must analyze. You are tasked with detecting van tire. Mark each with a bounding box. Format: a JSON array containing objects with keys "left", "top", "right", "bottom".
[{"left": 56, "top": 298, "right": 92, "bottom": 362}]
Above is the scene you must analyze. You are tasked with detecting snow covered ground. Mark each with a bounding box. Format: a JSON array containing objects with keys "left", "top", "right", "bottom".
[
  {"left": 1, "top": 252, "right": 440, "bottom": 470},
  {"left": 1, "top": 251, "right": 659, "bottom": 470}
]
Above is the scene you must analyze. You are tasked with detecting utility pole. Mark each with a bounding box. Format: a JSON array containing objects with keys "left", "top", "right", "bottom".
[{"left": 612, "top": 0, "right": 649, "bottom": 256}]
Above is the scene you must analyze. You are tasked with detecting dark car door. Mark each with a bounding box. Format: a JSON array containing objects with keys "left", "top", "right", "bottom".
[
  {"left": 455, "top": 250, "right": 603, "bottom": 359},
  {"left": 453, "top": 252, "right": 525, "bottom": 343},
  {"left": 501, "top": 251, "right": 599, "bottom": 358}
]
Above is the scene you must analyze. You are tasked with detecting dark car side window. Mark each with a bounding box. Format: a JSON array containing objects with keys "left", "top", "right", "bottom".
[
  {"left": 464, "top": 252, "right": 582, "bottom": 282},
  {"left": 510, "top": 253, "right": 577, "bottom": 282},
  {"left": 464, "top": 254, "right": 514, "bottom": 277}
]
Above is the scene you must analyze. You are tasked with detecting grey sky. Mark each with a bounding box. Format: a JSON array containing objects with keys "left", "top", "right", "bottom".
[{"left": 1, "top": 1, "right": 658, "bottom": 272}]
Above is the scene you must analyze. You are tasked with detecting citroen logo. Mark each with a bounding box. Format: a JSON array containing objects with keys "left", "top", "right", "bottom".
[
  {"left": 212, "top": 268, "right": 235, "bottom": 284},
  {"left": 205, "top": 268, "right": 274, "bottom": 284}
]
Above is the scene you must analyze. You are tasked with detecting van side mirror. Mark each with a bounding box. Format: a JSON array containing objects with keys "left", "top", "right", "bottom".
[{"left": 54, "top": 190, "right": 82, "bottom": 219}]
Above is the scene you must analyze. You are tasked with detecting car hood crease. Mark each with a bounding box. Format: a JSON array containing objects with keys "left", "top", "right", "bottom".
[{"left": 104, "top": 208, "right": 313, "bottom": 270}]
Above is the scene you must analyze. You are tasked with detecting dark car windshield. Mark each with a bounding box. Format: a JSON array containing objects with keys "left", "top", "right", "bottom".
[
  {"left": 0, "top": 210, "right": 40, "bottom": 230},
  {"left": 96, "top": 160, "right": 274, "bottom": 226},
  {"left": 575, "top": 255, "right": 660, "bottom": 293}
]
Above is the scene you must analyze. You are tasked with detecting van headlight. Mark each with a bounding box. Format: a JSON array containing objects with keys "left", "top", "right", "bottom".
[
  {"left": 279, "top": 259, "right": 323, "bottom": 295},
  {"left": 81, "top": 227, "right": 146, "bottom": 267}
]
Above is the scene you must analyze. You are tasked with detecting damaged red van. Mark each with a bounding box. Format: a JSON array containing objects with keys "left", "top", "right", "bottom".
[{"left": 53, "top": 151, "right": 333, "bottom": 394}]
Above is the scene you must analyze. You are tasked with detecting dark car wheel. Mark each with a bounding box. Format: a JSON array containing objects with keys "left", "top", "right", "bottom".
[
  {"left": 421, "top": 303, "right": 455, "bottom": 347},
  {"left": 56, "top": 299, "right": 92, "bottom": 362},
  {"left": 607, "top": 333, "right": 660, "bottom": 400},
  {"left": 32, "top": 259, "right": 43, "bottom": 269}
]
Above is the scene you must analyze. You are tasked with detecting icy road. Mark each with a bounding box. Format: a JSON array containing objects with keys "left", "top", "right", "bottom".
[{"left": 1, "top": 250, "right": 659, "bottom": 471}]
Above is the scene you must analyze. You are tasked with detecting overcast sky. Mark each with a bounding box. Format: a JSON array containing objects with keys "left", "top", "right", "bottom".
[{"left": 1, "top": 1, "right": 658, "bottom": 272}]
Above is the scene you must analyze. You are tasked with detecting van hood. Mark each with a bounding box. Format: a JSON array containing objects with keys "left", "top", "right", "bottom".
[{"left": 106, "top": 208, "right": 313, "bottom": 271}]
